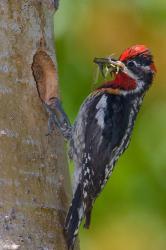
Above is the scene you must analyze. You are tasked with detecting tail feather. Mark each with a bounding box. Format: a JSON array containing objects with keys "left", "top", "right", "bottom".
[
  {"left": 64, "top": 184, "right": 84, "bottom": 250},
  {"left": 84, "top": 208, "right": 92, "bottom": 229}
]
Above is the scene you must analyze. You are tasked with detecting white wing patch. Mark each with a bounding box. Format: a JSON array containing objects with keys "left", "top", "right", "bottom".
[{"left": 95, "top": 95, "right": 107, "bottom": 129}]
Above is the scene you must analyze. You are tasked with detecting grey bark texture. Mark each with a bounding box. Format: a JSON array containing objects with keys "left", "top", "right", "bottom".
[{"left": 0, "top": 1, "right": 77, "bottom": 249}]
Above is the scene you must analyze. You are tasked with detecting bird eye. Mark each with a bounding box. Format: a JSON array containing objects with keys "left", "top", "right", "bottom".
[{"left": 127, "top": 61, "right": 136, "bottom": 67}]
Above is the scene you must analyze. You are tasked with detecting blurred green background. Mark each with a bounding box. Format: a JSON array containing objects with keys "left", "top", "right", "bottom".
[{"left": 54, "top": 1, "right": 166, "bottom": 249}]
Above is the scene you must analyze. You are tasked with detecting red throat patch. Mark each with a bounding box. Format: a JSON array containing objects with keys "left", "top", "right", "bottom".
[{"left": 113, "top": 72, "right": 136, "bottom": 90}]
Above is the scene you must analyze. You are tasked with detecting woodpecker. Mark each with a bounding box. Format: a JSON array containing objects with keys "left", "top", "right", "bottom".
[{"left": 45, "top": 45, "right": 156, "bottom": 249}]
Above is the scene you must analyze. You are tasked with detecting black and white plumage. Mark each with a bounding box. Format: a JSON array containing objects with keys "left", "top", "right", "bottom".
[
  {"left": 65, "top": 91, "right": 144, "bottom": 248},
  {"left": 45, "top": 45, "right": 156, "bottom": 249}
]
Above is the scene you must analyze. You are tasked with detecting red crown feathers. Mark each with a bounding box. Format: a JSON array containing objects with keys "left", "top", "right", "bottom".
[
  {"left": 119, "top": 45, "right": 150, "bottom": 61},
  {"left": 119, "top": 45, "right": 156, "bottom": 72}
]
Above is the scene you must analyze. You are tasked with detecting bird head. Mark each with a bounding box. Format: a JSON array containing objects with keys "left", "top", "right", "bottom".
[{"left": 94, "top": 45, "right": 156, "bottom": 94}]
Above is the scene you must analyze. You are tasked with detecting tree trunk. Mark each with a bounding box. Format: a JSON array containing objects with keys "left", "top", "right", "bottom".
[{"left": 0, "top": 1, "right": 75, "bottom": 249}]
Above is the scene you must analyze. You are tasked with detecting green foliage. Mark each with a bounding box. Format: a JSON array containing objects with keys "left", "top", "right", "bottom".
[{"left": 54, "top": 1, "right": 166, "bottom": 249}]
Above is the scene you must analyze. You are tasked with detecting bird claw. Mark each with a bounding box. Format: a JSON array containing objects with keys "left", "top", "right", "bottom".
[
  {"left": 45, "top": 114, "right": 56, "bottom": 136},
  {"left": 44, "top": 98, "right": 72, "bottom": 140}
]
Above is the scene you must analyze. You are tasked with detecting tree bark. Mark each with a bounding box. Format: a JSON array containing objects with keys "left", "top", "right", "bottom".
[{"left": 0, "top": 1, "right": 75, "bottom": 249}]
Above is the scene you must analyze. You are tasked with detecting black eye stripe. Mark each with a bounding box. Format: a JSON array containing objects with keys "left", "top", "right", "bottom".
[
  {"left": 124, "top": 54, "right": 153, "bottom": 67},
  {"left": 127, "top": 61, "right": 136, "bottom": 67},
  {"left": 135, "top": 55, "right": 153, "bottom": 65}
]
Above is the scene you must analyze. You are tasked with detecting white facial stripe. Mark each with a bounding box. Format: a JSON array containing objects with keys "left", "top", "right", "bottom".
[
  {"left": 122, "top": 65, "right": 136, "bottom": 80},
  {"left": 119, "top": 80, "right": 145, "bottom": 95}
]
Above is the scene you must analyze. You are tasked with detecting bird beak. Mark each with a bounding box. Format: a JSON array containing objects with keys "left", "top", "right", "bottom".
[{"left": 94, "top": 57, "right": 125, "bottom": 75}]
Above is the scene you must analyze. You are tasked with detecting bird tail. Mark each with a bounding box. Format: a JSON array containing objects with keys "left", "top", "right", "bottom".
[{"left": 64, "top": 184, "right": 84, "bottom": 250}]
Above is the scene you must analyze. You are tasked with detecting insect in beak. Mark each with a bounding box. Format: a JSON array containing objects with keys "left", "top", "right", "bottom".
[{"left": 93, "top": 56, "right": 125, "bottom": 78}]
